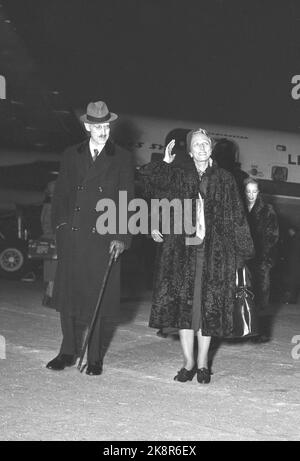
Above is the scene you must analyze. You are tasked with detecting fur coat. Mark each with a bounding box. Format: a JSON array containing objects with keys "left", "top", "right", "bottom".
[
  {"left": 247, "top": 195, "right": 279, "bottom": 266},
  {"left": 138, "top": 158, "right": 254, "bottom": 337}
]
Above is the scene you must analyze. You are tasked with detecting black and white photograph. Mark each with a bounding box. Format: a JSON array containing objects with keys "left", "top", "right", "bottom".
[{"left": 0, "top": 0, "right": 299, "bottom": 442}]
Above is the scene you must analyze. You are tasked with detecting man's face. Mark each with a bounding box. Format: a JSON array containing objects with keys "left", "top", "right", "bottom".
[
  {"left": 85, "top": 122, "right": 110, "bottom": 145},
  {"left": 245, "top": 183, "right": 259, "bottom": 204},
  {"left": 190, "top": 133, "right": 212, "bottom": 163}
]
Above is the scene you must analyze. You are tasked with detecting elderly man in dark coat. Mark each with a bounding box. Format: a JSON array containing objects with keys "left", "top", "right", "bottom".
[
  {"left": 139, "top": 129, "right": 254, "bottom": 384},
  {"left": 46, "top": 101, "right": 134, "bottom": 375}
]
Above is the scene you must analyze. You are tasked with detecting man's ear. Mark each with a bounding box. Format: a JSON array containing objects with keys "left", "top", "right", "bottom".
[{"left": 84, "top": 123, "right": 91, "bottom": 132}]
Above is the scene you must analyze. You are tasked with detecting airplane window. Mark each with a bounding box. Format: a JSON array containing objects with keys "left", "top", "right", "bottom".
[
  {"left": 276, "top": 145, "right": 286, "bottom": 152},
  {"left": 272, "top": 166, "right": 288, "bottom": 182}
]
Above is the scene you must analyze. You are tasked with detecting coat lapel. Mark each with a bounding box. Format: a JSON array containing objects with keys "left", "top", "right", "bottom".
[
  {"left": 78, "top": 139, "right": 115, "bottom": 184},
  {"left": 76, "top": 140, "right": 90, "bottom": 183}
]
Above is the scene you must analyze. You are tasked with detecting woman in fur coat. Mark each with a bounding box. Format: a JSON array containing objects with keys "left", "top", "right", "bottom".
[
  {"left": 244, "top": 178, "right": 279, "bottom": 341},
  {"left": 138, "top": 129, "right": 254, "bottom": 384}
]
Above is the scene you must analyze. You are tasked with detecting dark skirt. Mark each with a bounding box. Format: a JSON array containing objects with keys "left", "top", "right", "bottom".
[{"left": 191, "top": 245, "right": 205, "bottom": 331}]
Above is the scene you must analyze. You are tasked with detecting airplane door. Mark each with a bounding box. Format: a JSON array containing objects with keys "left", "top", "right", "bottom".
[{"left": 162, "top": 128, "right": 191, "bottom": 165}]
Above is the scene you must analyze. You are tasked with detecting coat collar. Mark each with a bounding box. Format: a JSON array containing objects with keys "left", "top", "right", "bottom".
[
  {"left": 77, "top": 138, "right": 116, "bottom": 183},
  {"left": 249, "top": 194, "right": 265, "bottom": 215},
  {"left": 183, "top": 155, "right": 216, "bottom": 175},
  {"left": 77, "top": 138, "right": 115, "bottom": 156}
]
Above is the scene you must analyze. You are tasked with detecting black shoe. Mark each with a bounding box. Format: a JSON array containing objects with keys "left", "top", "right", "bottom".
[
  {"left": 86, "top": 361, "right": 103, "bottom": 376},
  {"left": 196, "top": 367, "right": 211, "bottom": 384},
  {"left": 46, "top": 354, "right": 76, "bottom": 370},
  {"left": 156, "top": 329, "right": 168, "bottom": 338},
  {"left": 42, "top": 294, "right": 52, "bottom": 307},
  {"left": 174, "top": 367, "right": 196, "bottom": 382}
]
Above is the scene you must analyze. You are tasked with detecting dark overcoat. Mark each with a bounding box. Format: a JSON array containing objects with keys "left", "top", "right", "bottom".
[
  {"left": 247, "top": 195, "right": 279, "bottom": 266},
  {"left": 246, "top": 194, "right": 279, "bottom": 308},
  {"left": 51, "top": 138, "right": 134, "bottom": 323},
  {"left": 139, "top": 159, "right": 254, "bottom": 337}
]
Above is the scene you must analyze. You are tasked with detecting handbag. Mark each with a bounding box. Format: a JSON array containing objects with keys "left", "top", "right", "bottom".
[
  {"left": 27, "top": 237, "right": 57, "bottom": 260},
  {"left": 232, "top": 267, "right": 259, "bottom": 337}
]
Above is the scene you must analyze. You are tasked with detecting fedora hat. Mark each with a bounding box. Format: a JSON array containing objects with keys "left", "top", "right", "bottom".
[{"left": 80, "top": 101, "right": 118, "bottom": 124}]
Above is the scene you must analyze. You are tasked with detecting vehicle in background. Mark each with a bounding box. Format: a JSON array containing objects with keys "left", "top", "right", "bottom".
[{"left": 0, "top": 205, "right": 42, "bottom": 279}]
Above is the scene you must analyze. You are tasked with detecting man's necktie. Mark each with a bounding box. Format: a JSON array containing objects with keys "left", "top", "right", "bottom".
[{"left": 93, "top": 149, "right": 99, "bottom": 161}]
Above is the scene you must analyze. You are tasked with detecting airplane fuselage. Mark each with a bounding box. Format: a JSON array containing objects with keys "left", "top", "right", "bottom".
[
  {"left": 0, "top": 114, "right": 300, "bottom": 229},
  {"left": 113, "top": 114, "right": 300, "bottom": 229}
]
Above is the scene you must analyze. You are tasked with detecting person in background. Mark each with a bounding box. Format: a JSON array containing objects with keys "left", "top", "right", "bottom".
[
  {"left": 213, "top": 138, "right": 248, "bottom": 204},
  {"left": 41, "top": 180, "right": 57, "bottom": 306},
  {"left": 244, "top": 178, "right": 279, "bottom": 342},
  {"left": 138, "top": 128, "right": 254, "bottom": 384}
]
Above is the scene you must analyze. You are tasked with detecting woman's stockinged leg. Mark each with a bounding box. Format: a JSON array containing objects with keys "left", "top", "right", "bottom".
[
  {"left": 196, "top": 329, "right": 211, "bottom": 369},
  {"left": 179, "top": 329, "right": 195, "bottom": 370}
]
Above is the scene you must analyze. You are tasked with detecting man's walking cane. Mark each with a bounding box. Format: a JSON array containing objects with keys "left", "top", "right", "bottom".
[{"left": 77, "top": 249, "right": 115, "bottom": 373}]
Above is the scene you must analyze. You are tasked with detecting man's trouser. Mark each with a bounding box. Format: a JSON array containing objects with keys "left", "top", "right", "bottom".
[{"left": 59, "top": 312, "right": 115, "bottom": 363}]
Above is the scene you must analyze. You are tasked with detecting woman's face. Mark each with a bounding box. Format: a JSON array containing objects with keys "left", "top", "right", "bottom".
[
  {"left": 189, "top": 133, "right": 212, "bottom": 163},
  {"left": 245, "top": 183, "right": 259, "bottom": 205}
]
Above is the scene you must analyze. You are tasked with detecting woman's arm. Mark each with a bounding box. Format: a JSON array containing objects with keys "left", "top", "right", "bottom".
[{"left": 137, "top": 140, "right": 189, "bottom": 200}]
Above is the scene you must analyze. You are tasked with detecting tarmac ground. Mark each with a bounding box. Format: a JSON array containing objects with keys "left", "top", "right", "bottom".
[{"left": 0, "top": 276, "right": 300, "bottom": 441}]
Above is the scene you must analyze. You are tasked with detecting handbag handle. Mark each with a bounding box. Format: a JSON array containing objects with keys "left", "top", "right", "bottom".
[{"left": 236, "top": 267, "right": 246, "bottom": 287}]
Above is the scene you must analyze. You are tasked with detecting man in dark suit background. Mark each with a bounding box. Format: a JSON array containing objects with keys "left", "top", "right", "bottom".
[{"left": 46, "top": 101, "right": 134, "bottom": 376}]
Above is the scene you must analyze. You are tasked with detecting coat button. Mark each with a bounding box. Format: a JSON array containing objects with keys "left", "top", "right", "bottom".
[
  {"left": 72, "top": 227, "right": 79, "bottom": 231},
  {"left": 75, "top": 206, "right": 80, "bottom": 212},
  {"left": 98, "top": 186, "right": 103, "bottom": 192},
  {"left": 77, "top": 185, "right": 83, "bottom": 191},
  {"left": 91, "top": 227, "right": 96, "bottom": 233}
]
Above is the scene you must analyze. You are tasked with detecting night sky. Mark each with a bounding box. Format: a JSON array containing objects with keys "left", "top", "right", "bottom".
[{"left": 3, "top": 0, "right": 300, "bottom": 131}]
